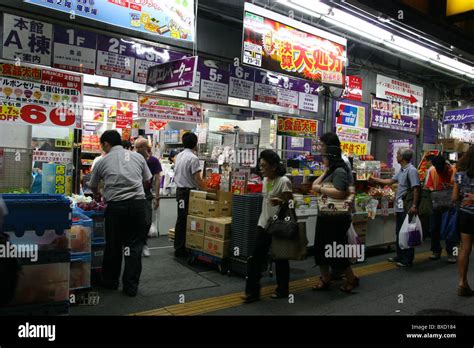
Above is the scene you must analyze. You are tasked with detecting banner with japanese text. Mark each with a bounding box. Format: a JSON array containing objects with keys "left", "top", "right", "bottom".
[
  {"left": 0, "top": 62, "right": 83, "bottom": 129},
  {"left": 371, "top": 97, "right": 420, "bottom": 134},
  {"left": 277, "top": 116, "right": 318, "bottom": 138},
  {"left": 116, "top": 101, "right": 133, "bottom": 129},
  {"left": 25, "top": 0, "right": 195, "bottom": 43},
  {"left": 33, "top": 150, "right": 72, "bottom": 164},
  {"left": 2, "top": 14, "right": 52, "bottom": 66},
  {"left": 336, "top": 124, "right": 368, "bottom": 156},
  {"left": 138, "top": 95, "right": 202, "bottom": 123},
  {"left": 242, "top": 3, "right": 347, "bottom": 87}
]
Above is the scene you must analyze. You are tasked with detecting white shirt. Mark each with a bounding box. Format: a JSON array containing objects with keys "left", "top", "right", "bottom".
[{"left": 258, "top": 176, "right": 293, "bottom": 228}]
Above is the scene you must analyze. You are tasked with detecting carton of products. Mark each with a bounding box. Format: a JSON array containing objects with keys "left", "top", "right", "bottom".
[
  {"left": 186, "top": 215, "right": 206, "bottom": 235},
  {"left": 440, "top": 139, "right": 459, "bottom": 151},
  {"left": 190, "top": 190, "right": 209, "bottom": 200},
  {"left": 185, "top": 232, "right": 204, "bottom": 251},
  {"left": 217, "top": 191, "right": 233, "bottom": 216},
  {"left": 205, "top": 217, "right": 232, "bottom": 240},
  {"left": 189, "top": 198, "right": 219, "bottom": 217},
  {"left": 203, "top": 237, "right": 230, "bottom": 258}
]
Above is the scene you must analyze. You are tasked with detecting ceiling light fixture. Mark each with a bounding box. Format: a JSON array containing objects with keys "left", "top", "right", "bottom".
[{"left": 276, "top": 0, "right": 474, "bottom": 80}]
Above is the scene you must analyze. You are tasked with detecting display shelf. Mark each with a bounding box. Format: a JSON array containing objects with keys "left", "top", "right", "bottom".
[{"left": 82, "top": 151, "right": 102, "bottom": 155}]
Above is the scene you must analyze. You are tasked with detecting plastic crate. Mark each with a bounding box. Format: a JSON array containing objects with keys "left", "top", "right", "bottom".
[
  {"left": 91, "top": 240, "right": 105, "bottom": 270},
  {"left": 70, "top": 212, "right": 93, "bottom": 254},
  {"left": 5, "top": 229, "right": 70, "bottom": 252},
  {"left": 12, "top": 262, "right": 70, "bottom": 306},
  {"left": 2, "top": 194, "right": 72, "bottom": 235},
  {"left": 75, "top": 208, "right": 106, "bottom": 241},
  {"left": 70, "top": 253, "right": 92, "bottom": 290}
]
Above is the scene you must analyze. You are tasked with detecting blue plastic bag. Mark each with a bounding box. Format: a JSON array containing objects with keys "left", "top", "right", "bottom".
[{"left": 441, "top": 207, "right": 459, "bottom": 241}]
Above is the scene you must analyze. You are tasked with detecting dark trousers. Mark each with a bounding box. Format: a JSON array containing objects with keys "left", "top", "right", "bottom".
[
  {"left": 396, "top": 212, "right": 415, "bottom": 264},
  {"left": 174, "top": 188, "right": 192, "bottom": 253},
  {"left": 103, "top": 199, "right": 146, "bottom": 293},
  {"left": 245, "top": 227, "right": 290, "bottom": 297},
  {"left": 430, "top": 208, "right": 457, "bottom": 255}
]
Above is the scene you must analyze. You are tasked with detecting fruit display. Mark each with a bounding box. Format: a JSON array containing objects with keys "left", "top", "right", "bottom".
[
  {"left": 76, "top": 200, "right": 106, "bottom": 212},
  {"left": 205, "top": 173, "right": 221, "bottom": 190},
  {"left": 354, "top": 161, "right": 381, "bottom": 181},
  {"left": 368, "top": 185, "right": 395, "bottom": 201},
  {"left": 1, "top": 188, "right": 30, "bottom": 194}
]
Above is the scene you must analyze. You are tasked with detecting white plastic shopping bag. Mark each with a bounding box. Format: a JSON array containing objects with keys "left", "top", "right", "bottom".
[
  {"left": 347, "top": 223, "right": 361, "bottom": 245},
  {"left": 399, "top": 215, "right": 423, "bottom": 250}
]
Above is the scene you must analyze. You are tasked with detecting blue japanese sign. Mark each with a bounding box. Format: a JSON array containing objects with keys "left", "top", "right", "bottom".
[
  {"left": 25, "top": 0, "right": 195, "bottom": 43},
  {"left": 443, "top": 107, "right": 474, "bottom": 125}
]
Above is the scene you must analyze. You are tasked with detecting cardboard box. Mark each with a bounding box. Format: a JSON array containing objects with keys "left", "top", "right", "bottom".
[
  {"left": 216, "top": 191, "right": 233, "bottom": 216},
  {"left": 440, "top": 139, "right": 459, "bottom": 151},
  {"left": 186, "top": 215, "right": 206, "bottom": 234},
  {"left": 205, "top": 217, "right": 232, "bottom": 240},
  {"left": 168, "top": 228, "right": 175, "bottom": 240},
  {"left": 353, "top": 221, "right": 368, "bottom": 237},
  {"left": 185, "top": 232, "right": 204, "bottom": 251},
  {"left": 189, "top": 198, "right": 219, "bottom": 217},
  {"left": 190, "top": 190, "right": 209, "bottom": 200},
  {"left": 458, "top": 142, "right": 470, "bottom": 153},
  {"left": 203, "top": 237, "right": 230, "bottom": 258}
]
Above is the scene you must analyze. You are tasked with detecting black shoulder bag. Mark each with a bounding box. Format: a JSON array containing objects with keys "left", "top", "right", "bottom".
[{"left": 265, "top": 202, "right": 299, "bottom": 240}]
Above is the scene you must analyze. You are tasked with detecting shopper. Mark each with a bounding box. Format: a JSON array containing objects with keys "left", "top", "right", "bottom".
[
  {"left": 319, "top": 132, "right": 352, "bottom": 169},
  {"left": 370, "top": 148, "right": 420, "bottom": 267},
  {"left": 122, "top": 140, "right": 133, "bottom": 151},
  {"left": 453, "top": 146, "right": 474, "bottom": 297},
  {"left": 424, "top": 154, "right": 436, "bottom": 185},
  {"left": 312, "top": 145, "right": 359, "bottom": 293},
  {"left": 318, "top": 132, "right": 355, "bottom": 280},
  {"left": 425, "top": 155, "right": 456, "bottom": 263},
  {"left": 90, "top": 130, "right": 152, "bottom": 297},
  {"left": 135, "top": 138, "right": 162, "bottom": 258},
  {"left": 173, "top": 132, "right": 206, "bottom": 258},
  {"left": 242, "top": 150, "right": 293, "bottom": 303}
]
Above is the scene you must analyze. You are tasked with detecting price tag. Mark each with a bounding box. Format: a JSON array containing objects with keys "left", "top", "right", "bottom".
[
  {"left": 303, "top": 169, "right": 310, "bottom": 176},
  {"left": 291, "top": 169, "right": 299, "bottom": 176}
]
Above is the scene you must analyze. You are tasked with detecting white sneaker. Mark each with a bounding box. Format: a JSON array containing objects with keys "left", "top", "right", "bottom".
[{"left": 142, "top": 245, "right": 151, "bottom": 257}]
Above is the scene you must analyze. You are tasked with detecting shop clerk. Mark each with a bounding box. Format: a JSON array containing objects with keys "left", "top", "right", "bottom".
[
  {"left": 90, "top": 130, "right": 152, "bottom": 297},
  {"left": 173, "top": 132, "right": 206, "bottom": 258}
]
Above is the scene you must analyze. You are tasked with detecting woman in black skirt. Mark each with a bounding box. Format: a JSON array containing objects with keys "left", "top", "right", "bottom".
[{"left": 312, "top": 146, "right": 359, "bottom": 293}]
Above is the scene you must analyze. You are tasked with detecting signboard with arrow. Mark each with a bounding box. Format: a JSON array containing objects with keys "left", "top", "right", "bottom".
[{"left": 376, "top": 74, "right": 424, "bottom": 108}]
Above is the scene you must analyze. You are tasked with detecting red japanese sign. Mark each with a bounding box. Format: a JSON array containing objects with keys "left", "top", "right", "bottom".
[
  {"left": 343, "top": 76, "right": 363, "bottom": 101},
  {"left": 0, "top": 62, "right": 83, "bottom": 128},
  {"left": 148, "top": 119, "right": 169, "bottom": 131},
  {"left": 277, "top": 116, "right": 318, "bottom": 139},
  {"left": 242, "top": 4, "right": 347, "bottom": 87},
  {"left": 116, "top": 101, "right": 133, "bottom": 129}
]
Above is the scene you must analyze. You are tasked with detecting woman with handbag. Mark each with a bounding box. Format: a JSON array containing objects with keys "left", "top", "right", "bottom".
[
  {"left": 312, "top": 146, "right": 359, "bottom": 293},
  {"left": 453, "top": 146, "right": 474, "bottom": 296},
  {"left": 242, "top": 150, "right": 294, "bottom": 303},
  {"left": 426, "top": 155, "right": 456, "bottom": 263}
]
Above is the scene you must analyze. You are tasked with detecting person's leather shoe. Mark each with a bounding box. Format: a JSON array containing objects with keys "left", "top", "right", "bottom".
[
  {"left": 429, "top": 253, "right": 441, "bottom": 260},
  {"left": 458, "top": 286, "right": 474, "bottom": 297},
  {"left": 388, "top": 257, "right": 401, "bottom": 263},
  {"left": 241, "top": 294, "right": 260, "bottom": 304}
]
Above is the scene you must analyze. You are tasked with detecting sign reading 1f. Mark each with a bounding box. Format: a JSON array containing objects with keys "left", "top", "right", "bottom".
[{"left": 66, "top": 29, "right": 86, "bottom": 46}]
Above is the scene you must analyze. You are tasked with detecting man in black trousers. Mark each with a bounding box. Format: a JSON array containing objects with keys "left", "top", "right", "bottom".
[
  {"left": 90, "top": 130, "right": 152, "bottom": 297},
  {"left": 173, "top": 132, "right": 207, "bottom": 257}
]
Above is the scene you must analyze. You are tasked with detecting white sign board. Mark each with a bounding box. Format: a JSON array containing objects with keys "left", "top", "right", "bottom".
[{"left": 376, "top": 74, "right": 423, "bottom": 108}]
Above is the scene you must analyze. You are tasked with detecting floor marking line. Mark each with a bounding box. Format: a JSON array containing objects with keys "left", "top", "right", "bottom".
[{"left": 131, "top": 251, "right": 433, "bottom": 316}]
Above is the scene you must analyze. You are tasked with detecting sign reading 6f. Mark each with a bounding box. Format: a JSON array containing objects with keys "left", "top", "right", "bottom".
[{"left": 20, "top": 105, "right": 76, "bottom": 127}]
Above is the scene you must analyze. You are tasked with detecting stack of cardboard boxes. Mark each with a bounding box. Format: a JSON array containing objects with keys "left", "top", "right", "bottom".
[
  {"left": 186, "top": 191, "right": 233, "bottom": 259},
  {"left": 439, "top": 138, "right": 470, "bottom": 153}
]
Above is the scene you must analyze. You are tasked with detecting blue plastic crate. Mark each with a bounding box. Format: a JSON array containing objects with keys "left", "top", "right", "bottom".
[
  {"left": 75, "top": 207, "right": 106, "bottom": 240},
  {"left": 2, "top": 194, "right": 72, "bottom": 235},
  {"left": 70, "top": 252, "right": 92, "bottom": 290}
]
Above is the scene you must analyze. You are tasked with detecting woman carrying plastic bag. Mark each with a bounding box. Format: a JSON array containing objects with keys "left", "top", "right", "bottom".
[{"left": 399, "top": 214, "right": 423, "bottom": 250}]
